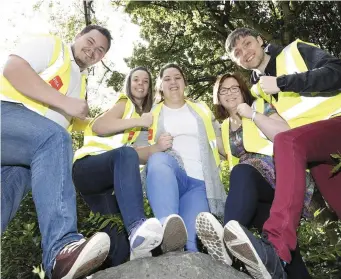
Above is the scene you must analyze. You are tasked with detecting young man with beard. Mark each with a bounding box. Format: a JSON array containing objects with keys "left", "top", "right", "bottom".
[
  {"left": 1, "top": 25, "right": 113, "bottom": 279},
  {"left": 222, "top": 28, "right": 341, "bottom": 278}
]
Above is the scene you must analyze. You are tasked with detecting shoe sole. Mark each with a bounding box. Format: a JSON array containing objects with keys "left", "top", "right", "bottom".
[
  {"left": 224, "top": 220, "right": 271, "bottom": 279},
  {"left": 196, "top": 212, "right": 232, "bottom": 265},
  {"left": 64, "top": 232, "right": 110, "bottom": 279},
  {"left": 161, "top": 214, "right": 187, "bottom": 253},
  {"left": 130, "top": 218, "right": 164, "bottom": 260}
]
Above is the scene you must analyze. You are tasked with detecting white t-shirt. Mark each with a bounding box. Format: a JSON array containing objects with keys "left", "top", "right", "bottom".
[
  {"left": 1, "top": 36, "right": 85, "bottom": 129},
  {"left": 163, "top": 104, "right": 204, "bottom": 180}
]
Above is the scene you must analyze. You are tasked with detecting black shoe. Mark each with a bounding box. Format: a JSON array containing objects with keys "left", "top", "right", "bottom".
[{"left": 223, "top": 220, "right": 287, "bottom": 279}]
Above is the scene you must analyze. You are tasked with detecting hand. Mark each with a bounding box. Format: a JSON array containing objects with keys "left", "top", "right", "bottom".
[
  {"left": 139, "top": 112, "right": 153, "bottom": 128},
  {"left": 156, "top": 132, "right": 173, "bottom": 151},
  {"left": 236, "top": 103, "right": 253, "bottom": 119},
  {"left": 61, "top": 96, "right": 89, "bottom": 120},
  {"left": 259, "top": 76, "right": 280, "bottom": 95}
]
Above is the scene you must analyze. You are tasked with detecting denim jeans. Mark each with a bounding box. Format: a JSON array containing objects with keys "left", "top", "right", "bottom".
[
  {"left": 1, "top": 102, "right": 82, "bottom": 278},
  {"left": 72, "top": 147, "right": 146, "bottom": 266},
  {"left": 146, "top": 152, "right": 210, "bottom": 252}
]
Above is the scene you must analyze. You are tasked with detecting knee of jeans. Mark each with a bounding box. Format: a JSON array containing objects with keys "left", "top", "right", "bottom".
[
  {"left": 47, "top": 125, "right": 72, "bottom": 148},
  {"left": 147, "top": 152, "right": 173, "bottom": 171},
  {"left": 118, "top": 146, "right": 138, "bottom": 160},
  {"left": 274, "top": 130, "right": 298, "bottom": 147},
  {"left": 274, "top": 130, "right": 307, "bottom": 155},
  {"left": 230, "top": 164, "right": 256, "bottom": 189}
]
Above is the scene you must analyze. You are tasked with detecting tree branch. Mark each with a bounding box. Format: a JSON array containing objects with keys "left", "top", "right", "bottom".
[{"left": 101, "top": 60, "right": 113, "bottom": 72}]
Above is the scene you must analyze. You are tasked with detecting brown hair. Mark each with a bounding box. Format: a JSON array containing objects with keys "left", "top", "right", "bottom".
[
  {"left": 225, "top": 27, "right": 260, "bottom": 56},
  {"left": 213, "top": 72, "right": 255, "bottom": 121},
  {"left": 155, "top": 63, "right": 188, "bottom": 103},
  {"left": 124, "top": 66, "right": 154, "bottom": 114}
]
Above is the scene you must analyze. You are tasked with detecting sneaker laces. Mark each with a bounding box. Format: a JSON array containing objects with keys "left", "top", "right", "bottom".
[
  {"left": 60, "top": 238, "right": 86, "bottom": 254},
  {"left": 128, "top": 218, "right": 146, "bottom": 238}
]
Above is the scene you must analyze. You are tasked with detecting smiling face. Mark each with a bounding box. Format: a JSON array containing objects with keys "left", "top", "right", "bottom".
[
  {"left": 130, "top": 69, "right": 150, "bottom": 102},
  {"left": 160, "top": 67, "right": 186, "bottom": 104},
  {"left": 229, "top": 35, "right": 265, "bottom": 70},
  {"left": 72, "top": 29, "right": 109, "bottom": 70},
  {"left": 218, "top": 77, "right": 244, "bottom": 112}
]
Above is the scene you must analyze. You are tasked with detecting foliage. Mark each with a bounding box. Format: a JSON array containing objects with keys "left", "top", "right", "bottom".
[
  {"left": 299, "top": 218, "right": 341, "bottom": 278},
  {"left": 109, "top": 1, "right": 341, "bottom": 101},
  {"left": 331, "top": 152, "right": 341, "bottom": 175}
]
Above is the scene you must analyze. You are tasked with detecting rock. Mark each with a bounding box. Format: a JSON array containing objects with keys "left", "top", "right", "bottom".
[{"left": 90, "top": 251, "right": 251, "bottom": 279}]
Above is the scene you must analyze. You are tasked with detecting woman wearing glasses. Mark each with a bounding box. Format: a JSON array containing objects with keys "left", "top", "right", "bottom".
[{"left": 196, "top": 73, "right": 312, "bottom": 278}]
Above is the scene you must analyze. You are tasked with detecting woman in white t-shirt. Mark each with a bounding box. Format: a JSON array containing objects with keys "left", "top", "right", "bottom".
[{"left": 145, "top": 63, "right": 226, "bottom": 252}]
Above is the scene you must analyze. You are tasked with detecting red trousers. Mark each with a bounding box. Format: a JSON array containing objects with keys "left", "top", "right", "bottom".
[{"left": 263, "top": 116, "right": 341, "bottom": 262}]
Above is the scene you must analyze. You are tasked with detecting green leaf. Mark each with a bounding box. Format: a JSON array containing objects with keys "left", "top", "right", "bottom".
[
  {"left": 98, "top": 219, "right": 112, "bottom": 231},
  {"left": 331, "top": 161, "right": 341, "bottom": 174}
]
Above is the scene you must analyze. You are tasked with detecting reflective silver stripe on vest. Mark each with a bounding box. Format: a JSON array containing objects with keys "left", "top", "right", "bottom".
[
  {"left": 40, "top": 41, "right": 65, "bottom": 81},
  {"left": 282, "top": 44, "right": 300, "bottom": 74},
  {"left": 251, "top": 84, "right": 260, "bottom": 97},
  {"left": 280, "top": 44, "right": 331, "bottom": 121}
]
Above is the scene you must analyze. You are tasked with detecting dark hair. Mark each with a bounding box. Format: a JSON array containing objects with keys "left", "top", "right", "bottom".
[
  {"left": 124, "top": 66, "right": 153, "bottom": 114},
  {"left": 155, "top": 63, "right": 188, "bottom": 103},
  {"left": 225, "top": 28, "right": 260, "bottom": 55},
  {"left": 212, "top": 72, "right": 255, "bottom": 121},
  {"left": 79, "top": 25, "right": 112, "bottom": 51}
]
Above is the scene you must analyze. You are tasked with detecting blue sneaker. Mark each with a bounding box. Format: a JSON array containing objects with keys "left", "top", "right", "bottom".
[
  {"left": 129, "top": 218, "right": 163, "bottom": 260},
  {"left": 224, "top": 220, "right": 287, "bottom": 279}
]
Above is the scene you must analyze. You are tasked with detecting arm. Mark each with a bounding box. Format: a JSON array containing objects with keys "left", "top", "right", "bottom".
[
  {"left": 91, "top": 100, "right": 153, "bottom": 136},
  {"left": 135, "top": 145, "right": 163, "bottom": 165},
  {"left": 253, "top": 112, "right": 290, "bottom": 142},
  {"left": 277, "top": 42, "right": 341, "bottom": 94},
  {"left": 237, "top": 103, "right": 290, "bottom": 142},
  {"left": 216, "top": 136, "right": 227, "bottom": 158},
  {"left": 4, "top": 55, "right": 73, "bottom": 110},
  {"left": 134, "top": 132, "right": 173, "bottom": 164},
  {"left": 3, "top": 36, "right": 88, "bottom": 119}
]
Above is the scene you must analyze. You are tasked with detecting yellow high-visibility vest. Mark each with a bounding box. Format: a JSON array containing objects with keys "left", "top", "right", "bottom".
[
  {"left": 0, "top": 35, "right": 87, "bottom": 131},
  {"left": 251, "top": 39, "right": 341, "bottom": 128},
  {"left": 148, "top": 100, "right": 222, "bottom": 179},
  {"left": 221, "top": 99, "right": 273, "bottom": 170},
  {"left": 74, "top": 94, "right": 141, "bottom": 161}
]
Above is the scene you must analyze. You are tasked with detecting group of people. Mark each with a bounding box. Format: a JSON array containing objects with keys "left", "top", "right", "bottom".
[{"left": 1, "top": 23, "right": 340, "bottom": 279}]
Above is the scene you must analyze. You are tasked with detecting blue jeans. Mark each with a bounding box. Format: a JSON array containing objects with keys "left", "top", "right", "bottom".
[
  {"left": 73, "top": 147, "right": 146, "bottom": 266},
  {"left": 146, "top": 152, "right": 210, "bottom": 252},
  {"left": 1, "top": 102, "right": 83, "bottom": 278}
]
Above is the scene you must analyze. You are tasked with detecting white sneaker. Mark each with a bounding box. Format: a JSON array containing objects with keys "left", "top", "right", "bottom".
[
  {"left": 129, "top": 218, "right": 163, "bottom": 260},
  {"left": 196, "top": 212, "right": 232, "bottom": 265},
  {"left": 161, "top": 214, "right": 188, "bottom": 253}
]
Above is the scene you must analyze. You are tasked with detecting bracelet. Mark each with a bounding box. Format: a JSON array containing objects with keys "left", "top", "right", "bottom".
[{"left": 251, "top": 111, "right": 257, "bottom": 122}]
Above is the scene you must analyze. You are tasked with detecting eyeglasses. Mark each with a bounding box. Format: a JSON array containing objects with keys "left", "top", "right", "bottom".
[{"left": 218, "top": 86, "right": 240, "bottom": 95}]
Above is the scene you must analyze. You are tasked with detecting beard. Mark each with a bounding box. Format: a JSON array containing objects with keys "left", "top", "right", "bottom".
[
  {"left": 74, "top": 56, "right": 88, "bottom": 69},
  {"left": 71, "top": 45, "right": 90, "bottom": 69}
]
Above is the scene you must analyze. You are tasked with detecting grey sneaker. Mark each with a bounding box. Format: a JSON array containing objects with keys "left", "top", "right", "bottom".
[
  {"left": 52, "top": 232, "right": 110, "bottom": 279},
  {"left": 224, "top": 220, "right": 287, "bottom": 279},
  {"left": 196, "top": 212, "right": 232, "bottom": 265},
  {"left": 161, "top": 214, "right": 188, "bottom": 253},
  {"left": 129, "top": 218, "right": 163, "bottom": 260}
]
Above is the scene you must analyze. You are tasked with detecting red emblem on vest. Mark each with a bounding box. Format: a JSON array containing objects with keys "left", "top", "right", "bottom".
[
  {"left": 128, "top": 131, "right": 135, "bottom": 141},
  {"left": 49, "top": 76, "right": 63, "bottom": 90},
  {"left": 148, "top": 129, "right": 153, "bottom": 141}
]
